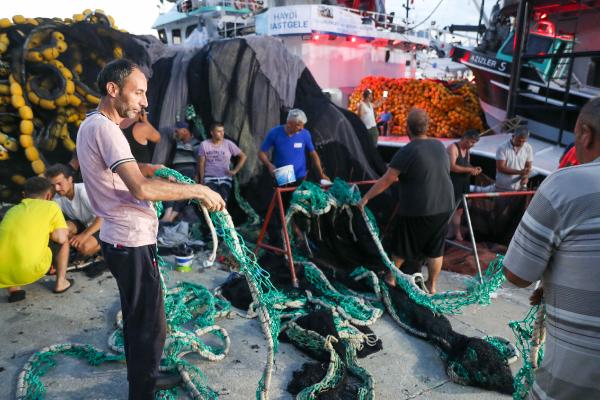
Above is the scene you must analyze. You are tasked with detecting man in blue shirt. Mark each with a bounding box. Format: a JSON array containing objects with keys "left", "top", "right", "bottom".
[
  {"left": 377, "top": 110, "right": 393, "bottom": 136},
  {"left": 258, "top": 109, "right": 329, "bottom": 183}
]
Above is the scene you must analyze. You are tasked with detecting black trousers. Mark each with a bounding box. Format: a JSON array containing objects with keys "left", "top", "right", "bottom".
[
  {"left": 101, "top": 242, "right": 166, "bottom": 400},
  {"left": 205, "top": 180, "right": 232, "bottom": 202}
]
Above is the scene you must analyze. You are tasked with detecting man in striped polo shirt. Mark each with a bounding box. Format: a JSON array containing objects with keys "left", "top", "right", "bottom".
[{"left": 503, "top": 97, "right": 600, "bottom": 399}]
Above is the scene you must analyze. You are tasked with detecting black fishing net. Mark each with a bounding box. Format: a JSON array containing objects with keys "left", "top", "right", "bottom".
[{"left": 147, "top": 36, "right": 388, "bottom": 222}]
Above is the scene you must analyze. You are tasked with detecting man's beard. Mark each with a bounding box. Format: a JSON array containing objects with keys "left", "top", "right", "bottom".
[{"left": 115, "top": 98, "right": 137, "bottom": 119}]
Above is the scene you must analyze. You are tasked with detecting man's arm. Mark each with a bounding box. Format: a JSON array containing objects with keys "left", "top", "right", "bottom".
[
  {"left": 138, "top": 163, "right": 165, "bottom": 178},
  {"left": 50, "top": 227, "right": 69, "bottom": 244},
  {"left": 115, "top": 161, "right": 225, "bottom": 211},
  {"left": 198, "top": 155, "right": 206, "bottom": 183},
  {"left": 258, "top": 151, "right": 276, "bottom": 175},
  {"left": 357, "top": 103, "right": 365, "bottom": 118},
  {"left": 82, "top": 216, "right": 102, "bottom": 236},
  {"left": 137, "top": 123, "right": 161, "bottom": 143},
  {"left": 503, "top": 267, "right": 532, "bottom": 288},
  {"left": 70, "top": 217, "right": 102, "bottom": 248},
  {"left": 135, "top": 112, "right": 161, "bottom": 143},
  {"left": 309, "top": 151, "right": 330, "bottom": 181},
  {"left": 449, "top": 145, "right": 478, "bottom": 174},
  {"left": 496, "top": 159, "right": 527, "bottom": 175},
  {"left": 358, "top": 168, "right": 399, "bottom": 209},
  {"left": 503, "top": 188, "right": 561, "bottom": 291},
  {"left": 229, "top": 151, "right": 247, "bottom": 176}
]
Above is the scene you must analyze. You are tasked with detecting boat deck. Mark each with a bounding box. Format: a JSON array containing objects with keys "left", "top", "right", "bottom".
[{"left": 378, "top": 133, "right": 565, "bottom": 176}]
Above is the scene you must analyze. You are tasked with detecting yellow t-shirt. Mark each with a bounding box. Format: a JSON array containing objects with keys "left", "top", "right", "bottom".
[{"left": 0, "top": 198, "right": 67, "bottom": 288}]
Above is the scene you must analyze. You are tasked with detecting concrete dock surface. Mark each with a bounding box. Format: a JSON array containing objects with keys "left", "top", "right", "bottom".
[{"left": 0, "top": 256, "right": 533, "bottom": 399}]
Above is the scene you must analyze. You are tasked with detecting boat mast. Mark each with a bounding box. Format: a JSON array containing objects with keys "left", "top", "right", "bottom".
[{"left": 506, "top": 0, "right": 531, "bottom": 120}]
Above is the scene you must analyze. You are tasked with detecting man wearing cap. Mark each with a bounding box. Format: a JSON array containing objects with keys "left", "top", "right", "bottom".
[
  {"left": 170, "top": 121, "right": 200, "bottom": 180},
  {"left": 258, "top": 109, "right": 329, "bottom": 184},
  {"left": 161, "top": 121, "right": 201, "bottom": 222},
  {"left": 495, "top": 127, "right": 534, "bottom": 191}
]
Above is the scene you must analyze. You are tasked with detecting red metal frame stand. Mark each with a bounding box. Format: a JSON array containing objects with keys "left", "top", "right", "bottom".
[
  {"left": 254, "top": 186, "right": 300, "bottom": 287},
  {"left": 254, "top": 180, "right": 376, "bottom": 288}
]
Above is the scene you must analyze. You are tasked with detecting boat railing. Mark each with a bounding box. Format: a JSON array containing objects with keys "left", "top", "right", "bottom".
[
  {"left": 178, "top": 0, "right": 424, "bottom": 40},
  {"left": 517, "top": 49, "right": 600, "bottom": 144},
  {"left": 178, "top": 0, "right": 266, "bottom": 15}
]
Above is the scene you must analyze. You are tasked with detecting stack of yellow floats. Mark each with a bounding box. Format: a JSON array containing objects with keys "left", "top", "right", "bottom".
[{"left": 0, "top": 10, "right": 137, "bottom": 199}]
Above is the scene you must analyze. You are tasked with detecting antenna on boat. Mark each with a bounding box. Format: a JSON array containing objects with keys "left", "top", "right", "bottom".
[{"left": 402, "top": 0, "right": 412, "bottom": 29}]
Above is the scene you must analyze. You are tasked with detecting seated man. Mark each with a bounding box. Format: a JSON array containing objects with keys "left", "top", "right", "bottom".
[
  {"left": 377, "top": 110, "right": 393, "bottom": 136},
  {"left": 0, "top": 177, "right": 72, "bottom": 302},
  {"left": 161, "top": 121, "right": 201, "bottom": 222},
  {"left": 45, "top": 164, "right": 101, "bottom": 257}
]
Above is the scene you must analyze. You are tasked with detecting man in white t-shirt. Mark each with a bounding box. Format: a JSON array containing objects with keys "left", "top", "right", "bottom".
[
  {"left": 357, "top": 88, "right": 384, "bottom": 148},
  {"left": 495, "top": 127, "right": 534, "bottom": 191},
  {"left": 46, "top": 163, "right": 101, "bottom": 257}
]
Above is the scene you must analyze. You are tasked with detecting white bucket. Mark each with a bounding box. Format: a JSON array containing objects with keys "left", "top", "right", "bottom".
[
  {"left": 175, "top": 254, "right": 194, "bottom": 272},
  {"left": 274, "top": 164, "right": 296, "bottom": 186}
]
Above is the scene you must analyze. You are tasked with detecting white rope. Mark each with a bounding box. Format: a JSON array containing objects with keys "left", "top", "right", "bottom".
[
  {"left": 217, "top": 208, "right": 276, "bottom": 400},
  {"left": 530, "top": 304, "right": 546, "bottom": 369},
  {"left": 201, "top": 205, "right": 218, "bottom": 267}
]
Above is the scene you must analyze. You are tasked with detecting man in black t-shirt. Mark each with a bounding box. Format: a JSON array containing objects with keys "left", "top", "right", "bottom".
[{"left": 358, "top": 108, "right": 454, "bottom": 294}]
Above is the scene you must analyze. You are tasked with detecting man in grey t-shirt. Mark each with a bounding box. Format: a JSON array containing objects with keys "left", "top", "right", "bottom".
[
  {"left": 504, "top": 98, "right": 600, "bottom": 399},
  {"left": 358, "top": 108, "right": 454, "bottom": 294}
]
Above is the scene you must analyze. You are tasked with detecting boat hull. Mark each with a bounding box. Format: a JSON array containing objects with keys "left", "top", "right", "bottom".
[{"left": 451, "top": 47, "right": 597, "bottom": 145}]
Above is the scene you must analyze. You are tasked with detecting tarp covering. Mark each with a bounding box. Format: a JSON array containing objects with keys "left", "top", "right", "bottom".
[{"left": 148, "top": 36, "right": 387, "bottom": 216}]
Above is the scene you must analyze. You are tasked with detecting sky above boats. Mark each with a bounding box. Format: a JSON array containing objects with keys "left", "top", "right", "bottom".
[{"left": 1, "top": 0, "right": 495, "bottom": 37}]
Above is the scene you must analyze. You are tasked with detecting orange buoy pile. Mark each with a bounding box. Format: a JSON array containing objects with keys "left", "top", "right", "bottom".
[{"left": 348, "top": 76, "right": 484, "bottom": 138}]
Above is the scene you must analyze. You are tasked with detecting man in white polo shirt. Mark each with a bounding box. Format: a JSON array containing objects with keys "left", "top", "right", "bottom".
[
  {"left": 495, "top": 127, "right": 534, "bottom": 191},
  {"left": 77, "top": 59, "right": 225, "bottom": 399}
]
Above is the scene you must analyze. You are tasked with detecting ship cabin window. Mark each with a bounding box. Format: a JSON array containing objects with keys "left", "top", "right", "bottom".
[
  {"left": 185, "top": 24, "right": 198, "bottom": 38},
  {"left": 500, "top": 33, "right": 554, "bottom": 59},
  {"left": 172, "top": 29, "right": 182, "bottom": 44},
  {"left": 158, "top": 29, "right": 167, "bottom": 44}
]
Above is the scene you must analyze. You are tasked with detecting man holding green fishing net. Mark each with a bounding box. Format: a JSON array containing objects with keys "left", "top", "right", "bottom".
[
  {"left": 77, "top": 59, "right": 225, "bottom": 399},
  {"left": 503, "top": 97, "right": 600, "bottom": 400},
  {"left": 358, "top": 108, "right": 454, "bottom": 295}
]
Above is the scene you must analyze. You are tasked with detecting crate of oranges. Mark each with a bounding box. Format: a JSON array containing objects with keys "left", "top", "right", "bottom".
[{"left": 348, "top": 76, "right": 484, "bottom": 138}]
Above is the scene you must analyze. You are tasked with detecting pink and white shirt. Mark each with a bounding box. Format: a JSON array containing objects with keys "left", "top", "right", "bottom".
[{"left": 76, "top": 112, "right": 158, "bottom": 247}]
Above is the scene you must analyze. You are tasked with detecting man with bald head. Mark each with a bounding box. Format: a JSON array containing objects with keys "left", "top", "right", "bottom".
[
  {"left": 77, "top": 59, "right": 225, "bottom": 399},
  {"left": 503, "top": 97, "right": 600, "bottom": 399},
  {"left": 358, "top": 108, "right": 454, "bottom": 294}
]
